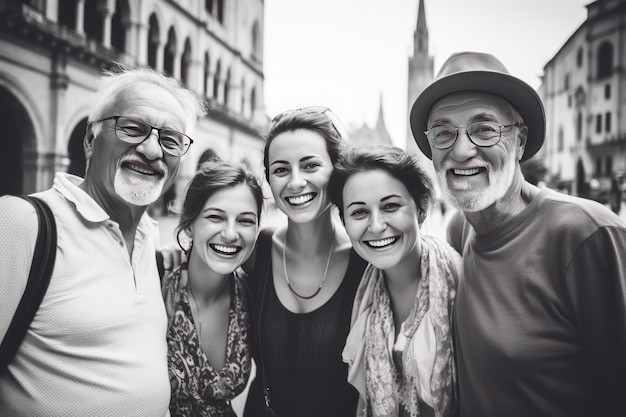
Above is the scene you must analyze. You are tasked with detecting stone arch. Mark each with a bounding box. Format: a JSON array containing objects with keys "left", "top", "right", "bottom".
[{"left": 0, "top": 86, "right": 37, "bottom": 195}]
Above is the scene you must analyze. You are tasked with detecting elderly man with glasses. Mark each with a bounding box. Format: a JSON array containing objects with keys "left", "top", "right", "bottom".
[
  {"left": 410, "top": 51, "right": 626, "bottom": 417},
  {"left": 0, "top": 68, "right": 206, "bottom": 416}
]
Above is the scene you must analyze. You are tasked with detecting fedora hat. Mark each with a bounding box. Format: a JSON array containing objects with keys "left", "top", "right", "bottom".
[{"left": 409, "top": 51, "right": 545, "bottom": 162}]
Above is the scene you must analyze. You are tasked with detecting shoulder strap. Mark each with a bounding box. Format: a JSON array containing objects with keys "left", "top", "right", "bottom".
[{"left": 0, "top": 196, "right": 57, "bottom": 375}]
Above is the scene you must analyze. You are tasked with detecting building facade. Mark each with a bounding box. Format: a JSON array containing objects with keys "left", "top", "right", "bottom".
[
  {"left": 540, "top": 0, "right": 626, "bottom": 198},
  {"left": 0, "top": 0, "right": 267, "bottom": 204}
]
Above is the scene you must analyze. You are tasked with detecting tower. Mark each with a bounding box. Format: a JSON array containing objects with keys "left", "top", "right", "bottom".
[{"left": 406, "top": 0, "right": 434, "bottom": 157}]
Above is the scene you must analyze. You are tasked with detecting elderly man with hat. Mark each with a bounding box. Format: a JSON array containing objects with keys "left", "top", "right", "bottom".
[{"left": 410, "top": 51, "right": 626, "bottom": 417}]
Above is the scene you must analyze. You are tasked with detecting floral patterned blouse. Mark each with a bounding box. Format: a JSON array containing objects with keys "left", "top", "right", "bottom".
[{"left": 162, "top": 266, "right": 251, "bottom": 417}]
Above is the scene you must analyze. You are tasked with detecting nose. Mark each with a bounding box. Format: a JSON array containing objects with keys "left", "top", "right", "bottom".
[
  {"left": 135, "top": 129, "right": 164, "bottom": 160},
  {"left": 449, "top": 129, "right": 478, "bottom": 162},
  {"left": 221, "top": 220, "right": 238, "bottom": 242},
  {"left": 288, "top": 169, "right": 307, "bottom": 190},
  {"left": 368, "top": 210, "right": 387, "bottom": 234}
]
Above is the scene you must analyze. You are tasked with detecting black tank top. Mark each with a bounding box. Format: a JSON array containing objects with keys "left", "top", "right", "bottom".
[{"left": 244, "top": 229, "right": 367, "bottom": 417}]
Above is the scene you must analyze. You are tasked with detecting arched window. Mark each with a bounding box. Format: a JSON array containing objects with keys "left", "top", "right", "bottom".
[
  {"left": 58, "top": 0, "right": 78, "bottom": 29},
  {"left": 251, "top": 20, "right": 260, "bottom": 60},
  {"left": 213, "top": 60, "right": 221, "bottom": 100},
  {"left": 250, "top": 86, "right": 256, "bottom": 117},
  {"left": 164, "top": 27, "right": 177, "bottom": 77},
  {"left": 84, "top": 1, "right": 104, "bottom": 42},
  {"left": 597, "top": 41, "right": 613, "bottom": 79},
  {"left": 576, "top": 47, "right": 583, "bottom": 68},
  {"left": 576, "top": 112, "right": 583, "bottom": 142},
  {"left": 240, "top": 78, "right": 246, "bottom": 114},
  {"left": 203, "top": 52, "right": 210, "bottom": 96},
  {"left": 224, "top": 67, "right": 231, "bottom": 106},
  {"left": 111, "top": 0, "right": 130, "bottom": 52},
  {"left": 205, "top": 0, "right": 214, "bottom": 14},
  {"left": 181, "top": 38, "right": 192, "bottom": 86},
  {"left": 147, "top": 14, "right": 160, "bottom": 68},
  {"left": 217, "top": 0, "right": 224, "bottom": 23}
]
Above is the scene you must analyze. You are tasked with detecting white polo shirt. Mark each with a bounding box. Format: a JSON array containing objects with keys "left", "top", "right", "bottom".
[{"left": 0, "top": 173, "right": 171, "bottom": 417}]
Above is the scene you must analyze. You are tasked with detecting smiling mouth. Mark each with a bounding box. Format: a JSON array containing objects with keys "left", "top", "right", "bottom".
[
  {"left": 285, "top": 192, "right": 316, "bottom": 206},
  {"left": 451, "top": 167, "right": 487, "bottom": 176},
  {"left": 365, "top": 236, "right": 398, "bottom": 248},
  {"left": 125, "top": 162, "right": 162, "bottom": 176},
  {"left": 210, "top": 244, "right": 241, "bottom": 256}
]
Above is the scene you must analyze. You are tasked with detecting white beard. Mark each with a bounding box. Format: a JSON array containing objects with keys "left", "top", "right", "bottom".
[
  {"left": 438, "top": 150, "right": 518, "bottom": 213},
  {"left": 114, "top": 169, "right": 165, "bottom": 206}
]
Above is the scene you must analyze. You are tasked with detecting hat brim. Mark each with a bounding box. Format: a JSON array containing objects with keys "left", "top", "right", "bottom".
[{"left": 410, "top": 70, "right": 545, "bottom": 162}]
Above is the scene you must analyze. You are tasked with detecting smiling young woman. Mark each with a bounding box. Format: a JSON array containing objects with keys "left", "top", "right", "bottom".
[
  {"left": 243, "top": 107, "right": 367, "bottom": 417},
  {"left": 160, "top": 160, "right": 263, "bottom": 417},
  {"left": 328, "top": 145, "right": 460, "bottom": 417}
]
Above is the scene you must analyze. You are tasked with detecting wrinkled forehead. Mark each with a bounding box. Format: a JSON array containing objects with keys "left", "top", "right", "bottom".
[
  {"left": 428, "top": 91, "right": 522, "bottom": 126},
  {"left": 106, "top": 83, "right": 187, "bottom": 130}
]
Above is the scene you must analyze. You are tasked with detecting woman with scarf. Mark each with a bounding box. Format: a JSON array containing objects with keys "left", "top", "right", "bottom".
[{"left": 328, "top": 145, "right": 459, "bottom": 417}]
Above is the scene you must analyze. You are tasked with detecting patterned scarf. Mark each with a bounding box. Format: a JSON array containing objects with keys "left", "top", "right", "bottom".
[
  {"left": 356, "top": 235, "right": 459, "bottom": 417},
  {"left": 162, "top": 267, "right": 252, "bottom": 417}
]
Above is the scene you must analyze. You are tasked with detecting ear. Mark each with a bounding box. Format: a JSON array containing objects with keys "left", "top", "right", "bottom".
[
  {"left": 83, "top": 127, "right": 95, "bottom": 161},
  {"left": 516, "top": 125, "right": 529, "bottom": 161},
  {"left": 185, "top": 226, "right": 193, "bottom": 238}
]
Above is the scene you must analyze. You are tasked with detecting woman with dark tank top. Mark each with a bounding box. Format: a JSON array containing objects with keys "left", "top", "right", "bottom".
[{"left": 243, "top": 107, "right": 367, "bottom": 417}]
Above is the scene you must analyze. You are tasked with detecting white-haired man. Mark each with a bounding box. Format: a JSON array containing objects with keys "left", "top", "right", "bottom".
[
  {"left": 0, "top": 68, "right": 206, "bottom": 416},
  {"left": 411, "top": 51, "right": 626, "bottom": 417}
]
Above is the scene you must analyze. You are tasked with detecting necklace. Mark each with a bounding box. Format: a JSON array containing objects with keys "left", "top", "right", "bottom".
[
  {"left": 187, "top": 277, "right": 203, "bottom": 339},
  {"left": 282, "top": 229, "right": 335, "bottom": 300}
]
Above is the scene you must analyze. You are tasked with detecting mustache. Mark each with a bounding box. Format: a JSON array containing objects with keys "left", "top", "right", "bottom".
[
  {"left": 440, "top": 157, "right": 490, "bottom": 171},
  {"left": 119, "top": 154, "right": 168, "bottom": 176}
]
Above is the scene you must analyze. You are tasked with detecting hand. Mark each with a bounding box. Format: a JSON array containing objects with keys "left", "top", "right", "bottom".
[{"left": 158, "top": 243, "right": 186, "bottom": 273}]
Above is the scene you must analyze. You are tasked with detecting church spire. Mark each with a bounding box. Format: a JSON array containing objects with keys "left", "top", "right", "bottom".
[
  {"left": 376, "top": 93, "right": 386, "bottom": 131},
  {"left": 414, "top": 0, "right": 429, "bottom": 55}
]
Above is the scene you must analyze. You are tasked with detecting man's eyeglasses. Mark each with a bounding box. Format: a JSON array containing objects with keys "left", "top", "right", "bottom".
[
  {"left": 90, "top": 116, "right": 193, "bottom": 157},
  {"left": 271, "top": 106, "right": 347, "bottom": 140},
  {"left": 424, "top": 121, "right": 520, "bottom": 150}
]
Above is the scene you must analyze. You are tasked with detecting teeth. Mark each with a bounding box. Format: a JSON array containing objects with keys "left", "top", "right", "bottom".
[
  {"left": 366, "top": 237, "right": 397, "bottom": 248},
  {"left": 211, "top": 244, "right": 240, "bottom": 255},
  {"left": 127, "top": 163, "right": 157, "bottom": 175},
  {"left": 286, "top": 193, "right": 314, "bottom": 205},
  {"left": 453, "top": 168, "right": 481, "bottom": 176}
]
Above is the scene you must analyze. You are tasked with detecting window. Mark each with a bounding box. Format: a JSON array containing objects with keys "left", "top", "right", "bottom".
[
  {"left": 576, "top": 112, "right": 583, "bottom": 142},
  {"left": 577, "top": 47, "right": 583, "bottom": 68},
  {"left": 558, "top": 126, "right": 564, "bottom": 152},
  {"left": 147, "top": 14, "right": 159, "bottom": 68},
  {"left": 111, "top": 0, "right": 129, "bottom": 52},
  {"left": 596, "top": 114, "right": 602, "bottom": 133},
  {"left": 564, "top": 73, "right": 570, "bottom": 90},
  {"left": 605, "top": 84, "right": 611, "bottom": 99},
  {"left": 597, "top": 42, "right": 613, "bottom": 78},
  {"left": 224, "top": 68, "right": 231, "bottom": 106},
  {"left": 606, "top": 157, "right": 613, "bottom": 176},
  {"left": 203, "top": 52, "right": 210, "bottom": 96},
  {"left": 58, "top": 0, "right": 77, "bottom": 29},
  {"left": 596, "top": 157, "right": 602, "bottom": 177},
  {"left": 205, "top": 0, "right": 213, "bottom": 14},
  {"left": 606, "top": 112, "right": 612, "bottom": 132},
  {"left": 181, "top": 38, "right": 192, "bottom": 86},
  {"left": 213, "top": 60, "right": 221, "bottom": 100},
  {"left": 164, "top": 27, "right": 177, "bottom": 77}
]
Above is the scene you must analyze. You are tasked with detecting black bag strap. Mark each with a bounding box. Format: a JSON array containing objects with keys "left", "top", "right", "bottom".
[{"left": 0, "top": 196, "right": 57, "bottom": 375}]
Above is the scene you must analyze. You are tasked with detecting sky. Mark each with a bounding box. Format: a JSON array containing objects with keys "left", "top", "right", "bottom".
[{"left": 262, "top": 0, "right": 591, "bottom": 149}]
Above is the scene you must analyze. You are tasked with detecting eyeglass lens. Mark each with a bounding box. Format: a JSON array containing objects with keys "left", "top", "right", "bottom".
[
  {"left": 426, "top": 121, "right": 505, "bottom": 149},
  {"left": 115, "top": 117, "right": 191, "bottom": 156}
]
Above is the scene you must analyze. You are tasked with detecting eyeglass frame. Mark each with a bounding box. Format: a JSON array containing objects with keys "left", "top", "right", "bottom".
[
  {"left": 89, "top": 115, "right": 194, "bottom": 157},
  {"left": 271, "top": 106, "right": 347, "bottom": 140},
  {"left": 424, "top": 121, "right": 522, "bottom": 150}
]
